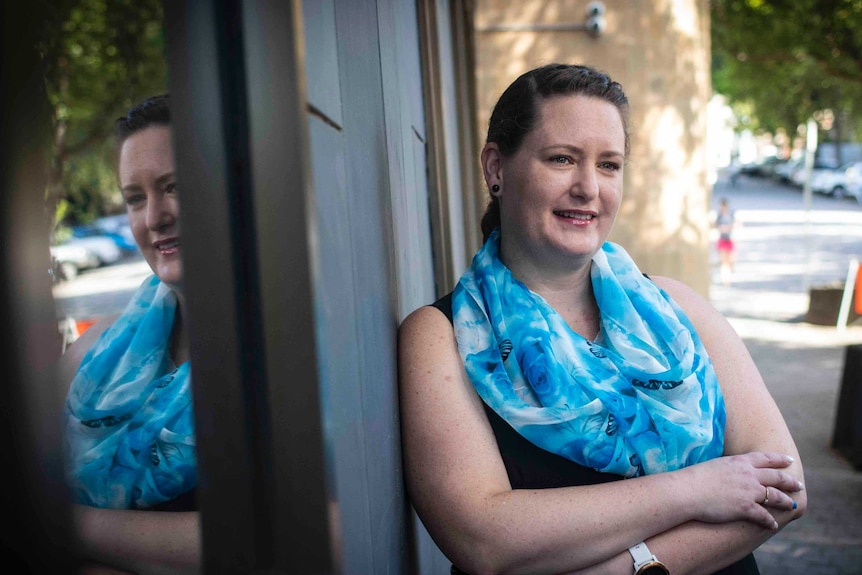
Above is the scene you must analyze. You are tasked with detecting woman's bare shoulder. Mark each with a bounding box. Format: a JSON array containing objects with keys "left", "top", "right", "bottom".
[
  {"left": 399, "top": 303, "right": 451, "bottom": 336},
  {"left": 650, "top": 275, "right": 703, "bottom": 302},
  {"left": 649, "top": 275, "right": 719, "bottom": 325},
  {"left": 398, "top": 304, "right": 458, "bottom": 368}
]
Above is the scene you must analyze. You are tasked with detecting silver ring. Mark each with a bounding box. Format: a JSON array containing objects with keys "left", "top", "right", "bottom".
[{"left": 762, "top": 486, "right": 770, "bottom": 505}]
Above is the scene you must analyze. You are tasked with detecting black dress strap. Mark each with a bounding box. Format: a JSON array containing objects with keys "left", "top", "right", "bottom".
[{"left": 145, "top": 488, "right": 196, "bottom": 512}]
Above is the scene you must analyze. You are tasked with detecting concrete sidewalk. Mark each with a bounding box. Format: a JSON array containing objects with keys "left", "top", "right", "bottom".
[{"left": 708, "top": 175, "right": 862, "bottom": 574}]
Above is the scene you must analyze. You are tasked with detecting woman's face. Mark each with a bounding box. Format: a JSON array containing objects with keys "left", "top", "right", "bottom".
[
  {"left": 118, "top": 126, "right": 182, "bottom": 291},
  {"left": 489, "top": 95, "right": 626, "bottom": 273}
]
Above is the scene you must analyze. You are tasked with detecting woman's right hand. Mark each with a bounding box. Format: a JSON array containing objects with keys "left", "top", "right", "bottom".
[{"left": 680, "top": 451, "right": 804, "bottom": 529}]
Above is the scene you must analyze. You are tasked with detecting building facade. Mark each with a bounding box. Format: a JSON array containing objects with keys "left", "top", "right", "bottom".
[{"left": 474, "top": 0, "right": 714, "bottom": 295}]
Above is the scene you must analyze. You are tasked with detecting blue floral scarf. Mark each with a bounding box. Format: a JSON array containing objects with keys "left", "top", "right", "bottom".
[
  {"left": 452, "top": 230, "right": 725, "bottom": 477},
  {"left": 65, "top": 275, "right": 196, "bottom": 509}
]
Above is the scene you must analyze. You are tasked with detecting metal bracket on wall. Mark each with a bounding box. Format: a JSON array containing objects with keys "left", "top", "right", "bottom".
[{"left": 476, "top": 1, "right": 606, "bottom": 37}]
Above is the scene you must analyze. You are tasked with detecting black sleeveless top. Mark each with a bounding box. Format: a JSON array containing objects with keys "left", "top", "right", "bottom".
[
  {"left": 431, "top": 293, "right": 758, "bottom": 575},
  {"left": 148, "top": 488, "right": 195, "bottom": 512}
]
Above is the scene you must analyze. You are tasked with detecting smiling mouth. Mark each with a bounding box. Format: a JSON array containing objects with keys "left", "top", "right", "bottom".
[
  {"left": 154, "top": 239, "right": 180, "bottom": 254},
  {"left": 554, "top": 210, "right": 595, "bottom": 221}
]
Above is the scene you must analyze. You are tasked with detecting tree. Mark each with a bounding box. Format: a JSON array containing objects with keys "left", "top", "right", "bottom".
[
  {"left": 38, "top": 0, "right": 167, "bottom": 233},
  {"left": 711, "top": 0, "right": 862, "bottom": 144}
]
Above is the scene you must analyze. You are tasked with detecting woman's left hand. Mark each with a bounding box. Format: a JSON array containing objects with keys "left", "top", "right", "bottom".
[{"left": 678, "top": 450, "right": 803, "bottom": 529}]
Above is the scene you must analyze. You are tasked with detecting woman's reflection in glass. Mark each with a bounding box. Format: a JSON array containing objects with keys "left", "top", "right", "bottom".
[{"left": 60, "top": 94, "right": 200, "bottom": 574}]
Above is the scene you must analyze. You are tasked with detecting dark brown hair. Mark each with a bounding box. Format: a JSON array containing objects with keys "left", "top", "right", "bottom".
[
  {"left": 481, "top": 64, "right": 630, "bottom": 241},
  {"left": 114, "top": 94, "right": 171, "bottom": 146}
]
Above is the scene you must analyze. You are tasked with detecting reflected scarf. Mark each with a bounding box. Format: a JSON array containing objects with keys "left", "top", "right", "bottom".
[
  {"left": 452, "top": 230, "right": 725, "bottom": 477},
  {"left": 65, "top": 275, "right": 196, "bottom": 509}
]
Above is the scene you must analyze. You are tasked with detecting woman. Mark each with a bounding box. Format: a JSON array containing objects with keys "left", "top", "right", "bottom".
[
  {"left": 59, "top": 94, "right": 200, "bottom": 574},
  {"left": 398, "top": 64, "right": 805, "bottom": 575},
  {"left": 714, "top": 197, "right": 737, "bottom": 285}
]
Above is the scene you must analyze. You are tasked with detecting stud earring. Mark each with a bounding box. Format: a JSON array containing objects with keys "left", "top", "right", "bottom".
[{"left": 491, "top": 184, "right": 500, "bottom": 193}]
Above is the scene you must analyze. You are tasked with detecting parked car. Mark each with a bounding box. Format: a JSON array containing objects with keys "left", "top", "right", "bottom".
[
  {"left": 845, "top": 162, "right": 862, "bottom": 203},
  {"left": 66, "top": 236, "right": 123, "bottom": 265},
  {"left": 760, "top": 156, "right": 787, "bottom": 178},
  {"left": 738, "top": 161, "right": 760, "bottom": 176},
  {"left": 810, "top": 162, "right": 859, "bottom": 197},
  {"left": 739, "top": 156, "right": 786, "bottom": 178},
  {"left": 72, "top": 214, "right": 138, "bottom": 253},
  {"left": 50, "top": 242, "right": 99, "bottom": 282},
  {"left": 774, "top": 158, "right": 803, "bottom": 184},
  {"left": 790, "top": 161, "right": 839, "bottom": 188},
  {"left": 49, "top": 235, "right": 122, "bottom": 282}
]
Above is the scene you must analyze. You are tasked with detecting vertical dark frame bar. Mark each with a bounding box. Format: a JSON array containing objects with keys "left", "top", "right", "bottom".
[
  {"left": 0, "top": 4, "right": 78, "bottom": 572},
  {"left": 164, "top": 1, "right": 261, "bottom": 569},
  {"left": 164, "top": 0, "right": 332, "bottom": 572},
  {"left": 240, "top": 1, "right": 333, "bottom": 571}
]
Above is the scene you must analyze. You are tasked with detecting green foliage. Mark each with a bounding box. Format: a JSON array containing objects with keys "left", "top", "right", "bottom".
[
  {"left": 64, "top": 139, "right": 124, "bottom": 219},
  {"left": 38, "top": 0, "right": 167, "bottom": 227},
  {"left": 711, "top": 0, "right": 862, "bottom": 139}
]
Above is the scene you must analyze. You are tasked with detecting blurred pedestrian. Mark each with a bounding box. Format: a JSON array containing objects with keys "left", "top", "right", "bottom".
[{"left": 715, "top": 197, "right": 737, "bottom": 285}]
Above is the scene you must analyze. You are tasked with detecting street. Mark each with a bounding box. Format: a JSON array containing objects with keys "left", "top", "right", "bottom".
[
  {"left": 709, "top": 173, "right": 862, "bottom": 322},
  {"left": 52, "top": 252, "right": 151, "bottom": 324},
  {"left": 710, "top": 172, "right": 862, "bottom": 575}
]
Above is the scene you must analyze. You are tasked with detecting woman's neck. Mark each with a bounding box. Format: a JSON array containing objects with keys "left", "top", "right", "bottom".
[
  {"left": 536, "top": 275, "right": 601, "bottom": 341},
  {"left": 502, "top": 253, "right": 601, "bottom": 341}
]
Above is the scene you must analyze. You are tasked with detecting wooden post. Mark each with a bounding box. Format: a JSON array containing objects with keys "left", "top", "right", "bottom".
[{"left": 831, "top": 344, "right": 862, "bottom": 470}]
